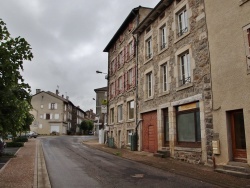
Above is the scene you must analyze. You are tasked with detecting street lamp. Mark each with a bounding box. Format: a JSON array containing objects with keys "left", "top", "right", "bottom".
[{"left": 96, "top": 70, "right": 107, "bottom": 74}]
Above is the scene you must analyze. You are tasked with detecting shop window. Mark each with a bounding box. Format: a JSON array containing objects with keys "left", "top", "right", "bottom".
[{"left": 176, "top": 102, "right": 201, "bottom": 147}]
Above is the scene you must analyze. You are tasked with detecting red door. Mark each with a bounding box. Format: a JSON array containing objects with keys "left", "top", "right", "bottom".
[{"left": 142, "top": 111, "right": 157, "bottom": 153}]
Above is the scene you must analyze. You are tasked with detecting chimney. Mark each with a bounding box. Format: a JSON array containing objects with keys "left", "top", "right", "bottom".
[
  {"left": 36, "top": 89, "right": 41, "bottom": 94},
  {"left": 62, "top": 94, "right": 64, "bottom": 98},
  {"left": 56, "top": 89, "right": 59, "bottom": 95},
  {"left": 66, "top": 96, "right": 69, "bottom": 100}
]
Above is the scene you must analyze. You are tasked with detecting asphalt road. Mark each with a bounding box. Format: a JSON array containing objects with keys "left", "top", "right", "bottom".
[{"left": 40, "top": 136, "right": 219, "bottom": 188}]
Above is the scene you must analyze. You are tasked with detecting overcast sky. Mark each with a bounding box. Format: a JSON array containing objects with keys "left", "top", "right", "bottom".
[{"left": 0, "top": 0, "right": 159, "bottom": 112}]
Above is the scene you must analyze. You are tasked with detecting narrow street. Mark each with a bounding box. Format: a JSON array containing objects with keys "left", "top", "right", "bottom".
[{"left": 40, "top": 136, "right": 219, "bottom": 188}]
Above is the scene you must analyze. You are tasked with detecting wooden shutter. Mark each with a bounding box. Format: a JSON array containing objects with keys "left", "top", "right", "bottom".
[
  {"left": 248, "top": 29, "right": 250, "bottom": 53},
  {"left": 132, "top": 66, "right": 136, "bottom": 86},
  {"left": 132, "top": 39, "right": 135, "bottom": 57},
  {"left": 124, "top": 71, "right": 127, "bottom": 91}
]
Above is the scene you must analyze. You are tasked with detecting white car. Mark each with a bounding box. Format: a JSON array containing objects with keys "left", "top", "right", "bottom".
[{"left": 27, "top": 131, "right": 38, "bottom": 138}]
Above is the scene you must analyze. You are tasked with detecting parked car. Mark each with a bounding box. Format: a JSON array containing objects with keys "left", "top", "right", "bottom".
[
  {"left": 27, "top": 131, "right": 38, "bottom": 138},
  {"left": 0, "top": 136, "right": 6, "bottom": 155}
]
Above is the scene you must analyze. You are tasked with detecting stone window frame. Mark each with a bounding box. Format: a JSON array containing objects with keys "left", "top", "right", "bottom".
[
  {"left": 144, "top": 28, "right": 153, "bottom": 64},
  {"left": 110, "top": 106, "right": 115, "bottom": 124},
  {"left": 173, "top": 0, "right": 190, "bottom": 43},
  {"left": 143, "top": 67, "right": 154, "bottom": 101},
  {"left": 174, "top": 44, "right": 194, "bottom": 91},
  {"left": 127, "top": 99, "right": 135, "bottom": 121},
  {"left": 243, "top": 23, "right": 250, "bottom": 74},
  {"left": 117, "top": 102, "right": 123, "bottom": 123},
  {"left": 157, "top": 16, "right": 169, "bottom": 54},
  {"left": 158, "top": 56, "right": 171, "bottom": 96}
]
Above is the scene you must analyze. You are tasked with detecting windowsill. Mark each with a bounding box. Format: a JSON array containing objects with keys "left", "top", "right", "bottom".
[
  {"left": 158, "top": 47, "right": 168, "bottom": 55},
  {"left": 144, "top": 96, "right": 154, "bottom": 102},
  {"left": 126, "top": 119, "right": 135, "bottom": 123},
  {"left": 158, "top": 91, "right": 170, "bottom": 97},
  {"left": 144, "top": 56, "right": 153, "bottom": 64},
  {"left": 174, "top": 31, "right": 190, "bottom": 44},
  {"left": 117, "top": 121, "right": 123, "bottom": 124},
  {"left": 176, "top": 82, "right": 193, "bottom": 91},
  {"left": 174, "top": 147, "right": 201, "bottom": 152},
  {"left": 239, "top": 0, "right": 250, "bottom": 6},
  {"left": 247, "top": 69, "right": 250, "bottom": 75}
]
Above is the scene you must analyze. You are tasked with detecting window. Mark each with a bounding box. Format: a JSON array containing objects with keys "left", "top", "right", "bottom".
[
  {"left": 176, "top": 103, "right": 201, "bottom": 146},
  {"left": 160, "top": 25, "right": 167, "bottom": 50},
  {"left": 110, "top": 60, "right": 115, "bottom": 75},
  {"left": 161, "top": 63, "right": 168, "bottom": 92},
  {"left": 247, "top": 28, "right": 250, "bottom": 54},
  {"left": 110, "top": 82, "right": 115, "bottom": 98},
  {"left": 41, "top": 105, "right": 43, "bottom": 109},
  {"left": 118, "top": 76, "right": 123, "bottom": 93},
  {"left": 128, "top": 40, "right": 134, "bottom": 59},
  {"left": 146, "top": 37, "right": 152, "bottom": 60},
  {"left": 110, "top": 108, "right": 114, "bottom": 123},
  {"left": 177, "top": 8, "right": 188, "bottom": 37},
  {"left": 127, "top": 100, "right": 134, "bottom": 120},
  {"left": 51, "top": 103, "right": 56, "bottom": 109},
  {"left": 146, "top": 72, "right": 153, "bottom": 98},
  {"left": 118, "top": 50, "right": 124, "bottom": 68},
  {"left": 54, "top": 114, "right": 59, "bottom": 119},
  {"left": 117, "top": 105, "right": 123, "bottom": 122},
  {"left": 127, "top": 130, "right": 133, "bottom": 145},
  {"left": 46, "top": 114, "right": 50, "bottom": 120},
  {"left": 179, "top": 52, "right": 191, "bottom": 86},
  {"left": 243, "top": 25, "right": 250, "bottom": 71}
]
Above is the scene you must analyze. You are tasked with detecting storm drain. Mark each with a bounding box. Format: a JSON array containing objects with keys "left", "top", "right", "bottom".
[{"left": 131, "top": 174, "right": 144, "bottom": 178}]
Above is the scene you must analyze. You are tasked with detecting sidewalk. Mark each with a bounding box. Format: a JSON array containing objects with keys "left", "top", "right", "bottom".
[
  {"left": 83, "top": 139, "right": 250, "bottom": 188},
  {"left": 0, "top": 139, "right": 51, "bottom": 188}
]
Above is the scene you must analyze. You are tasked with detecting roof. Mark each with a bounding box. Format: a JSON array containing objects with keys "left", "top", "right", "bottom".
[
  {"left": 133, "top": 0, "right": 173, "bottom": 35},
  {"left": 103, "top": 6, "right": 152, "bottom": 52},
  {"left": 94, "top": 86, "right": 107, "bottom": 92}
]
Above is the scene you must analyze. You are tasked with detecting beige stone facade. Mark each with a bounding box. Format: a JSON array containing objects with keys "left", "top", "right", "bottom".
[
  {"left": 134, "top": 0, "right": 212, "bottom": 165},
  {"left": 205, "top": 0, "right": 250, "bottom": 165},
  {"left": 30, "top": 90, "right": 74, "bottom": 135},
  {"left": 104, "top": 7, "right": 152, "bottom": 149}
]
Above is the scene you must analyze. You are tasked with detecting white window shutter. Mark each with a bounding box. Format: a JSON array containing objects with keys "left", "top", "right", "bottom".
[
  {"left": 44, "top": 114, "right": 46, "bottom": 119},
  {"left": 50, "top": 114, "right": 52, "bottom": 119},
  {"left": 55, "top": 103, "right": 58, "bottom": 109},
  {"left": 49, "top": 103, "right": 51, "bottom": 109}
]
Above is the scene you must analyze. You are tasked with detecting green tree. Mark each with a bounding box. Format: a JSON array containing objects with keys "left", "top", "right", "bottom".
[
  {"left": 87, "top": 120, "right": 93, "bottom": 131},
  {"left": 80, "top": 120, "right": 89, "bottom": 134},
  {"left": 0, "top": 19, "right": 34, "bottom": 135}
]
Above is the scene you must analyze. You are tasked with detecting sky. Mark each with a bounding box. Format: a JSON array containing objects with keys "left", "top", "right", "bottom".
[{"left": 0, "top": 0, "right": 159, "bottom": 112}]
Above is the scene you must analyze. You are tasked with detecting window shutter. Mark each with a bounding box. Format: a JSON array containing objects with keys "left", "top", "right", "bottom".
[
  {"left": 127, "top": 45, "right": 129, "bottom": 61},
  {"left": 248, "top": 28, "right": 250, "bottom": 52},
  {"left": 122, "top": 74, "right": 125, "bottom": 92},
  {"left": 124, "top": 72, "right": 127, "bottom": 91},
  {"left": 55, "top": 103, "right": 58, "bottom": 109},
  {"left": 50, "top": 114, "right": 53, "bottom": 119},
  {"left": 132, "top": 39, "right": 135, "bottom": 57},
  {"left": 124, "top": 47, "right": 127, "bottom": 63},
  {"left": 48, "top": 103, "right": 51, "bottom": 109},
  {"left": 44, "top": 114, "right": 46, "bottom": 119},
  {"left": 133, "top": 66, "right": 136, "bottom": 86}
]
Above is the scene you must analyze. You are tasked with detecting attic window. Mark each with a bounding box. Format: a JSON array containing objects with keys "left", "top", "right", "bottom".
[{"left": 146, "top": 27, "right": 151, "bottom": 34}]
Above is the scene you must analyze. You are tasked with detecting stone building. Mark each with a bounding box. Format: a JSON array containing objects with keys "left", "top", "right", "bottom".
[
  {"left": 72, "top": 106, "right": 86, "bottom": 134},
  {"left": 205, "top": 0, "right": 250, "bottom": 168},
  {"left": 133, "top": 0, "right": 213, "bottom": 165},
  {"left": 104, "top": 6, "right": 152, "bottom": 149}
]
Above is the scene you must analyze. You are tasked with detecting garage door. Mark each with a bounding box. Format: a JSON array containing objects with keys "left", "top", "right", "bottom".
[
  {"left": 50, "top": 125, "right": 60, "bottom": 133},
  {"left": 142, "top": 111, "right": 157, "bottom": 153}
]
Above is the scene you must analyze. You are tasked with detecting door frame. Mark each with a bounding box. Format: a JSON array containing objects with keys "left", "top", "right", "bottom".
[{"left": 230, "top": 109, "right": 247, "bottom": 162}]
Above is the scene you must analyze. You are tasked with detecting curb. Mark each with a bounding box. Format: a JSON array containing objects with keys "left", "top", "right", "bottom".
[{"left": 36, "top": 140, "right": 51, "bottom": 188}]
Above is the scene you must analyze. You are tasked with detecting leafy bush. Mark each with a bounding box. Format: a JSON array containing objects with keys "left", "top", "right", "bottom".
[
  {"left": 6, "top": 142, "right": 24, "bottom": 147},
  {"left": 14, "top": 137, "right": 28, "bottom": 142}
]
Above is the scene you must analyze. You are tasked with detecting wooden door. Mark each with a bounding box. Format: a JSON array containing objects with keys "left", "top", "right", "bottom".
[{"left": 231, "top": 110, "right": 247, "bottom": 162}]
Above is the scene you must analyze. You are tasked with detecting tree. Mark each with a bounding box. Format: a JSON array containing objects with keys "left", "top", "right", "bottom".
[
  {"left": 80, "top": 120, "right": 89, "bottom": 134},
  {"left": 0, "top": 19, "right": 34, "bottom": 136},
  {"left": 87, "top": 120, "right": 93, "bottom": 132}
]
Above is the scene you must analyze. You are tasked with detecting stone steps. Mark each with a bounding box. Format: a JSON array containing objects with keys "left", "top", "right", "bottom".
[
  {"left": 153, "top": 150, "right": 170, "bottom": 158},
  {"left": 215, "top": 162, "right": 250, "bottom": 179}
]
